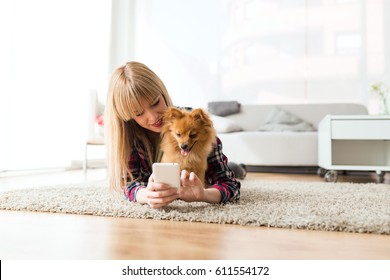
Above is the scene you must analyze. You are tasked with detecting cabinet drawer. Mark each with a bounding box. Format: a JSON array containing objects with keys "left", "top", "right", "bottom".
[{"left": 331, "top": 119, "right": 390, "bottom": 139}]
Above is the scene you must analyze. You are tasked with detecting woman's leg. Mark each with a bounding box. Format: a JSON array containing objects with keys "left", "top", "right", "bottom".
[{"left": 228, "top": 162, "right": 247, "bottom": 179}]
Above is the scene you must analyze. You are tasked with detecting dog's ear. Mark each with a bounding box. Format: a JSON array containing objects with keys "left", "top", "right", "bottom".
[
  {"left": 165, "top": 107, "right": 184, "bottom": 120},
  {"left": 171, "top": 107, "right": 184, "bottom": 119},
  {"left": 191, "top": 108, "right": 210, "bottom": 124}
]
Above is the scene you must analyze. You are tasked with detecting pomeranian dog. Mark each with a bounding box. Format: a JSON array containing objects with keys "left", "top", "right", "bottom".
[{"left": 160, "top": 107, "right": 216, "bottom": 186}]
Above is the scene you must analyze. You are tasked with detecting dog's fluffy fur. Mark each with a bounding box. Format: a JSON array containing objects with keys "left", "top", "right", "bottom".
[{"left": 160, "top": 107, "right": 216, "bottom": 186}]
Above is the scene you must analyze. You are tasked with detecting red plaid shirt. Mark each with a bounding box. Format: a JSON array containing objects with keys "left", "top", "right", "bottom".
[{"left": 124, "top": 137, "right": 241, "bottom": 204}]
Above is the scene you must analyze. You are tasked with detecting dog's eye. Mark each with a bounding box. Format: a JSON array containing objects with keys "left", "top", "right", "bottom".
[
  {"left": 189, "top": 134, "right": 197, "bottom": 139},
  {"left": 176, "top": 132, "right": 181, "bottom": 137}
]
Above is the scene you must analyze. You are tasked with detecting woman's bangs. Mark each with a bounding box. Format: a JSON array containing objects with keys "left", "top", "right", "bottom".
[
  {"left": 117, "top": 85, "right": 159, "bottom": 121},
  {"left": 113, "top": 87, "right": 137, "bottom": 121},
  {"left": 125, "top": 96, "right": 142, "bottom": 120}
]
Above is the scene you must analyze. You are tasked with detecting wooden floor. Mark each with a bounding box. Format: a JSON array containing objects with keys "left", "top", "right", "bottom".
[{"left": 1, "top": 168, "right": 390, "bottom": 260}]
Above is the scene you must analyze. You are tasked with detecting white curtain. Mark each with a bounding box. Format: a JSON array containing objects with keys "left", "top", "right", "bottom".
[
  {"left": 132, "top": 0, "right": 222, "bottom": 109},
  {"left": 131, "top": 0, "right": 390, "bottom": 111},
  {"left": 221, "top": 0, "right": 390, "bottom": 109},
  {"left": 109, "top": 0, "right": 136, "bottom": 73},
  {"left": 0, "top": 0, "right": 111, "bottom": 171}
]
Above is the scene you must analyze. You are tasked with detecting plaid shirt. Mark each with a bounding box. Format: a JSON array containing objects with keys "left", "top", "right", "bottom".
[{"left": 124, "top": 137, "right": 241, "bottom": 204}]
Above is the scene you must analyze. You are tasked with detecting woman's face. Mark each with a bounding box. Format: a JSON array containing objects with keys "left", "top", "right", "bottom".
[{"left": 132, "top": 95, "right": 168, "bottom": 133}]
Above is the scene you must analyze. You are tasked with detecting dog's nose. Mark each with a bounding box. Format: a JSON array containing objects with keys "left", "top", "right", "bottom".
[{"left": 180, "top": 144, "right": 188, "bottom": 150}]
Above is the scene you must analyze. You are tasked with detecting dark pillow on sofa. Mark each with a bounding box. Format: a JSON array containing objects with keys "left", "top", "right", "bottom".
[
  {"left": 258, "top": 107, "right": 316, "bottom": 132},
  {"left": 207, "top": 101, "right": 241, "bottom": 116}
]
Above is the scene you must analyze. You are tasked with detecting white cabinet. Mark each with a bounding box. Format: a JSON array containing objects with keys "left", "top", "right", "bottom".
[{"left": 318, "top": 115, "right": 390, "bottom": 182}]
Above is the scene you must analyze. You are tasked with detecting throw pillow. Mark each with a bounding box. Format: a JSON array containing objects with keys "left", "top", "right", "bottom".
[
  {"left": 207, "top": 101, "right": 241, "bottom": 116},
  {"left": 210, "top": 115, "right": 243, "bottom": 133},
  {"left": 258, "top": 107, "right": 316, "bottom": 132}
]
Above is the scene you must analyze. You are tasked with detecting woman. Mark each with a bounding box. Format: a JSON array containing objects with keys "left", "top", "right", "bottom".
[{"left": 105, "top": 61, "right": 241, "bottom": 208}]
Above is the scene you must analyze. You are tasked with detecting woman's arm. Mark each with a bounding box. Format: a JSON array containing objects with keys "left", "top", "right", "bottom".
[
  {"left": 178, "top": 170, "right": 222, "bottom": 203},
  {"left": 124, "top": 143, "right": 150, "bottom": 202},
  {"left": 125, "top": 142, "right": 179, "bottom": 207},
  {"left": 205, "top": 137, "right": 241, "bottom": 203}
]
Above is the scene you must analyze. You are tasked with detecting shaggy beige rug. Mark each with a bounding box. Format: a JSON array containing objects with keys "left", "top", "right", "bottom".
[{"left": 1, "top": 179, "right": 390, "bottom": 234}]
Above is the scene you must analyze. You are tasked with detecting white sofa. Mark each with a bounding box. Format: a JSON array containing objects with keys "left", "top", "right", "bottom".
[{"left": 213, "top": 103, "right": 368, "bottom": 171}]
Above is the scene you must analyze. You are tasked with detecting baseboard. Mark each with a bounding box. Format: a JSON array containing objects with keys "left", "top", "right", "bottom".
[
  {"left": 69, "top": 159, "right": 106, "bottom": 170},
  {"left": 246, "top": 165, "right": 319, "bottom": 174}
]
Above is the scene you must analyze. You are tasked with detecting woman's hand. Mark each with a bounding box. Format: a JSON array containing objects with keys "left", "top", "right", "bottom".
[
  {"left": 179, "top": 170, "right": 221, "bottom": 203},
  {"left": 136, "top": 175, "right": 179, "bottom": 208}
]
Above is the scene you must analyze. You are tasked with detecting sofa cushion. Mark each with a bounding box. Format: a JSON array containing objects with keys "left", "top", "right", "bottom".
[
  {"left": 258, "top": 107, "right": 316, "bottom": 132},
  {"left": 218, "top": 131, "right": 318, "bottom": 165},
  {"left": 211, "top": 115, "right": 242, "bottom": 133}
]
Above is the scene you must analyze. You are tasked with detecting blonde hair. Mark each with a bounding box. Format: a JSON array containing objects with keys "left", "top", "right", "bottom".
[{"left": 105, "top": 61, "right": 173, "bottom": 192}]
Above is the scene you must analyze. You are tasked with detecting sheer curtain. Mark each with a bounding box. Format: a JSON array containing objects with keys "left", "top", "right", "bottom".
[
  {"left": 132, "top": 0, "right": 222, "bottom": 108},
  {"left": 132, "top": 0, "right": 390, "bottom": 111},
  {"left": 219, "top": 0, "right": 390, "bottom": 106},
  {"left": 0, "top": 0, "right": 111, "bottom": 171}
]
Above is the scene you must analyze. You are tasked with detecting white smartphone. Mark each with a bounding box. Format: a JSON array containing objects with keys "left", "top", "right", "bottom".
[{"left": 152, "top": 163, "right": 180, "bottom": 189}]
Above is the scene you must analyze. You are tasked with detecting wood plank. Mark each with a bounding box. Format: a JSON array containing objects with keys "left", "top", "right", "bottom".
[{"left": 1, "top": 170, "right": 389, "bottom": 259}]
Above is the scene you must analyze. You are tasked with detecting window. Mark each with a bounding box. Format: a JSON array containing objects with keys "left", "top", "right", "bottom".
[
  {"left": 220, "top": 0, "right": 390, "bottom": 105},
  {"left": 0, "top": 0, "right": 111, "bottom": 171}
]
